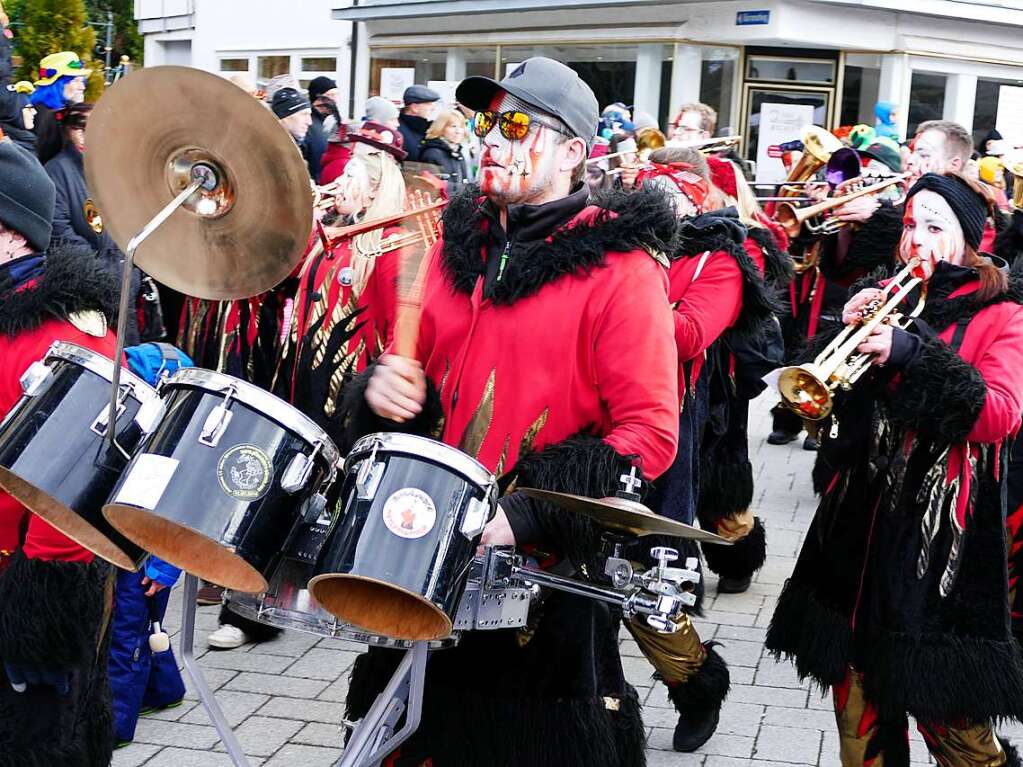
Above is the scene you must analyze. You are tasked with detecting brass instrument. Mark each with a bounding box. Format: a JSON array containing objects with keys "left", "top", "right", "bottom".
[
  {"left": 1007, "top": 155, "right": 1023, "bottom": 211},
  {"left": 636, "top": 127, "right": 667, "bottom": 160},
  {"left": 83, "top": 199, "right": 104, "bottom": 234},
  {"left": 775, "top": 174, "right": 908, "bottom": 239},
  {"left": 778, "top": 126, "right": 844, "bottom": 199},
  {"left": 667, "top": 134, "right": 742, "bottom": 155},
  {"left": 324, "top": 193, "right": 445, "bottom": 255},
  {"left": 777, "top": 257, "right": 925, "bottom": 420}
]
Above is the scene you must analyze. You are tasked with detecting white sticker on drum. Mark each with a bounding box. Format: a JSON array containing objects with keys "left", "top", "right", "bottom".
[
  {"left": 381, "top": 488, "right": 437, "bottom": 540},
  {"left": 113, "top": 454, "right": 179, "bottom": 510}
]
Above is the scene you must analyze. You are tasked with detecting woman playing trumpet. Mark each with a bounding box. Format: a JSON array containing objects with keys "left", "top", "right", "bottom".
[{"left": 767, "top": 172, "right": 1023, "bottom": 764}]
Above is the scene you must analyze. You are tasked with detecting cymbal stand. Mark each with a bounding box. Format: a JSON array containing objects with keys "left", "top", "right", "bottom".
[
  {"left": 106, "top": 171, "right": 210, "bottom": 453},
  {"left": 335, "top": 641, "right": 428, "bottom": 767},
  {"left": 180, "top": 573, "right": 252, "bottom": 766}
]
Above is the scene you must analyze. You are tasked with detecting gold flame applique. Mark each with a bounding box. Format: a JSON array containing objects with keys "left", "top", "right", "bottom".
[{"left": 458, "top": 369, "right": 495, "bottom": 458}]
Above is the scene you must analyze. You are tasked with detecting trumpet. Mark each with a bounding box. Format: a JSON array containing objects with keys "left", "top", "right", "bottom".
[
  {"left": 774, "top": 174, "right": 908, "bottom": 238},
  {"left": 777, "top": 257, "right": 926, "bottom": 420},
  {"left": 667, "top": 135, "right": 742, "bottom": 155}
]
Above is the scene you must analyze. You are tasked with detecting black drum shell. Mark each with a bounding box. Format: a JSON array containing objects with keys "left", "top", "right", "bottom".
[
  {"left": 313, "top": 450, "right": 488, "bottom": 640},
  {"left": 0, "top": 356, "right": 148, "bottom": 570},
  {"left": 104, "top": 383, "right": 333, "bottom": 592}
]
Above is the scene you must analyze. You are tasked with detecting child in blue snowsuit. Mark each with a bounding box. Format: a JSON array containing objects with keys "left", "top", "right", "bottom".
[{"left": 110, "top": 343, "right": 192, "bottom": 744}]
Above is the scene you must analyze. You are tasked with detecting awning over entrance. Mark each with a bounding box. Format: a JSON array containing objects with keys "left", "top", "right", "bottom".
[{"left": 332, "top": 0, "right": 694, "bottom": 21}]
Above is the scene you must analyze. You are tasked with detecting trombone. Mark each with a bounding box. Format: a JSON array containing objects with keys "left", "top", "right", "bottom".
[
  {"left": 776, "top": 257, "right": 926, "bottom": 420},
  {"left": 666, "top": 135, "right": 742, "bottom": 154},
  {"left": 775, "top": 174, "right": 908, "bottom": 239}
]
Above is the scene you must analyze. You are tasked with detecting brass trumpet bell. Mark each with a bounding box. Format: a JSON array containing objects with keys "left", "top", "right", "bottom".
[
  {"left": 777, "top": 364, "right": 834, "bottom": 420},
  {"left": 777, "top": 126, "right": 843, "bottom": 198}
]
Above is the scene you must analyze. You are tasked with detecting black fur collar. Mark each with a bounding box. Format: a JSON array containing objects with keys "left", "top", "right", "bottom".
[
  {"left": 0, "top": 246, "right": 120, "bottom": 338},
  {"left": 748, "top": 227, "right": 795, "bottom": 291},
  {"left": 439, "top": 185, "right": 677, "bottom": 305}
]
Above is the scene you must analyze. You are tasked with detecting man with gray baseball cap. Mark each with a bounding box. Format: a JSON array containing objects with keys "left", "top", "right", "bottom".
[{"left": 340, "top": 56, "right": 681, "bottom": 766}]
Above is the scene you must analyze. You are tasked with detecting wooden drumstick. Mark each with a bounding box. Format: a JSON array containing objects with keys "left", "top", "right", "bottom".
[{"left": 394, "top": 194, "right": 442, "bottom": 359}]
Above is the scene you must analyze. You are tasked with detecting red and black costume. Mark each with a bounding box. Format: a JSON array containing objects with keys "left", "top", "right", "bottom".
[
  {"left": 766, "top": 260, "right": 1023, "bottom": 762},
  {"left": 340, "top": 185, "right": 680, "bottom": 766},
  {"left": 0, "top": 248, "right": 120, "bottom": 766}
]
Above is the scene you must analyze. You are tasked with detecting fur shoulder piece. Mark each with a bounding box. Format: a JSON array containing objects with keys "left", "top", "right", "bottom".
[
  {"left": 749, "top": 226, "right": 795, "bottom": 290},
  {"left": 439, "top": 185, "right": 677, "bottom": 305},
  {"left": 0, "top": 246, "right": 120, "bottom": 338},
  {"left": 674, "top": 209, "right": 746, "bottom": 260},
  {"left": 843, "top": 202, "right": 903, "bottom": 272}
]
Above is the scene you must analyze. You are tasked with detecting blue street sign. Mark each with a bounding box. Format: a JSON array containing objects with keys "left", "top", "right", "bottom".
[{"left": 736, "top": 10, "right": 771, "bottom": 25}]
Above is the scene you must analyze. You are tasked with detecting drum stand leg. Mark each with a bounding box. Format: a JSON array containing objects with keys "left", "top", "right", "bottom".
[
  {"left": 180, "top": 574, "right": 252, "bottom": 767},
  {"left": 335, "top": 641, "right": 428, "bottom": 767}
]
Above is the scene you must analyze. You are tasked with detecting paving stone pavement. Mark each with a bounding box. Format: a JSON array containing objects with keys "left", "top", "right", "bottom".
[{"left": 114, "top": 394, "right": 1023, "bottom": 766}]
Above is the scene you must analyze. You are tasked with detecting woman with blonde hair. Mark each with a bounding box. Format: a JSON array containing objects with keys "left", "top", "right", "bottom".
[{"left": 420, "top": 109, "right": 470, "bottom": 187}]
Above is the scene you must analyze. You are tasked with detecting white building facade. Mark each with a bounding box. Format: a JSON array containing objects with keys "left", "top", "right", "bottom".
[{"left": 134, "top": 0, "right": 1023, "bottom": 160}]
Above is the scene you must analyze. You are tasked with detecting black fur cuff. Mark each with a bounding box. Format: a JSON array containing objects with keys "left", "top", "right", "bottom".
[
  {"left": 339, "top": 364, "right": 444, "bottom": 453},
  {"left": 845, "top": 202, "right": 903, "bottom": 272},
  {"left": 701, "top": 517, "right": 767, "bottom": 581},
  {"left": 512, "top": 433, "right": 635, "bottom": 570},
  {"left": 0, "top": 551, "right": 107, "bottom": 668},
  {"left": 886, "top": 336, "right": 986, "bottom": 444},
  {"left": 665, "top": 642, "right": 730, "bottom": 717}
]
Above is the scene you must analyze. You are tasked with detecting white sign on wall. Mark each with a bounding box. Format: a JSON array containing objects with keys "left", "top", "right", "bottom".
[
  {"left": 755, "top": 103, "right": 816, "bottom": 185},
  {"left": 428, "top": 80, "right": 460, "bottom": 109},
  {"left": 380, "top": 67, "right": 415, "bottom": 104},
  {"left": 996, "top": 85, "right": 1023, "bottom": 145}
]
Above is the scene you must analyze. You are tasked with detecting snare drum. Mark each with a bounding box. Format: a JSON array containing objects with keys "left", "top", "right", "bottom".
[
  {"left": 225, "top": 516, "right": 456, "bottom": 649},
  {"left": 103, "top": 368, "right": 339, "bottom": 593},
  {"left": 0, "top": 342, "right": 158, "bottom": 570},
  {"left": 310, "top": 433, "right": 497, "bottom": 642}
]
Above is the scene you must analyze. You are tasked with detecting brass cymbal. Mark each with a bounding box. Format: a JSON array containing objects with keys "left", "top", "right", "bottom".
[
  {"left": 519, "top": 489, "right": 732, "bottom": 543},
  {"left": 84, "top": 66, "right": 312, "bottom": 300}
]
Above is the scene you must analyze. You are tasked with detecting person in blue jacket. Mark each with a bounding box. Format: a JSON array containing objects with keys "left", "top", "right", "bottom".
[{"left": 110, "top": 343, "right": 191, "bottom": 746}]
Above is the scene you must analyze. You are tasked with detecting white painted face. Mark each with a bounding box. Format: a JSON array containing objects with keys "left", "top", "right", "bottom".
[
  {"left": 899, "top": 189, "right": 966, "bottom": 280},
  {"left": 478, "top": 91, "right": 565, "bottom": 207},
  {"left": 907, "top": 129, "right": 952, "bottom": 185},
  {"left": 333, "top": 158, "right": 372, "bottom": 218}
]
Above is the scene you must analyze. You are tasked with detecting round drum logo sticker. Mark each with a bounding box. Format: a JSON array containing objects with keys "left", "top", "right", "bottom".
[
  {"left": 382, "top": 488, "right": 437, "bottom": 539},
  {"left": 217, "top": 444, "right": 273, "bottom": 501}
]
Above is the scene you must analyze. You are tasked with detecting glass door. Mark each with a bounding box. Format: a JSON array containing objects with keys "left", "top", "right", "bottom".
[{"left": 742, "top": 84, "right": 834, "bottom": 184}]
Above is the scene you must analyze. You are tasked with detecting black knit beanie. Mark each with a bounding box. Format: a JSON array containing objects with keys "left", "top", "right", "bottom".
[
  {"left": 271, "top": 87, "right": 310, "bottom": 119},
  {"left": 0, "top": 134, "right": 55, "bottom": 252},
  {"left": 905, "top": 173, "right": 987, "bottom": 250}
]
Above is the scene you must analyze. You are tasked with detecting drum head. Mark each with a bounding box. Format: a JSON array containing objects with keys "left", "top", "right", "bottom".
[
  {"left": 103, "top": 503, "right": 268, "bottom": 593},
  {"left": 308, "top": 573, "right": 452, "bottom": 642},
  {"left": 0, "top": 468, "right": 140, "bottom": 571}
]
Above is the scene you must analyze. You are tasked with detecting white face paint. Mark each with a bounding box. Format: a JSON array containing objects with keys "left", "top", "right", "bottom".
[
  {"left": 907, "top": 129, "right": 950, "bottom": 185},
  {"left": 333, "top": 158, "right": 372, "bottom": 218},
  {"left": 478, "top": 91, "right": 566, "bottom": 207},
  {"left": 898, "top": 189, "right": 966, "bottom": 280}
]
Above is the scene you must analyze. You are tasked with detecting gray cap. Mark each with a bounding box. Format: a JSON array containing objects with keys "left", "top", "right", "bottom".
[
  {"left": 456, "top": 57, "right": 598, "bottom": 146},
  {"left": 403, "top": 84, "right": 440, "bottom": 105},
  {"left": 364, "top": 96, "right": 399, "bottom": 124}
]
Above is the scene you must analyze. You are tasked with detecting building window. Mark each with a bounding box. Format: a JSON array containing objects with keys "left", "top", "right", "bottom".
[
  {"left": 258, "top": 55, "right": 291, "bottom": 81},
  {"left": 701, "top": 52, "right": 739, "bottom": 134},
  {"left": 369, "top": 47, "right": 448, "bottom": 102},
  {"left": 907, "top": 71, "right": 947, "bottom": 137},
  {"left": 302, "top": 57, "right": 337, "bottom": 73},
  {"left": 973, "top": 77, "right": 1023, "bottom": 149},
  {"left": 746, "top": 56, "right": 834, "bottom": 85},
  {"left": 840, "top": 53, "right": 881, "bottom": 127},
  {"left": 219, "top": 58, "right": 249, "bottom": 73}
]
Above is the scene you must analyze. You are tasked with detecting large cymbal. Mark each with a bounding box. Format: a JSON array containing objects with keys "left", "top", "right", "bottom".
[
  {"left": 84, "top": 66, "right": 312, "bottom": 300},
  {"left": 519, "top": 489, "right": 732, "bottom": 543}
]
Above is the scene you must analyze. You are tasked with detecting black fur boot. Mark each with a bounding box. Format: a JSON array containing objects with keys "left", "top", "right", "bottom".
[
  {"left": 702, "top": 517, "right": 767, "bottom": 593},
  {"left": 666, "top": 642, "right": 730, "bottom": 752}
]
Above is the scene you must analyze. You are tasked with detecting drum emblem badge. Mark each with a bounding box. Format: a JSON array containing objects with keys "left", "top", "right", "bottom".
[
  {"left": 217, "top": 444, "right": 273, "bottom": 501},
  {"left": 382, "top": 488, "right": 436, "bottom": 539}
]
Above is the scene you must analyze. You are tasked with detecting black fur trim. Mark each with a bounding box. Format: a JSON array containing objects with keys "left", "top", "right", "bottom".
[
  {"left": 0, "top": 551, "right": 106, "bottom": 668},
  {"left": 863, "top": 631, "right": 1023, "bottom": 723},
  {"left": 511, "top": 432, "right": 635, "bottom": 570},
  {"left": 702, "top": 517, "right": 767, "bottom": 580},
  {"left": 345, "top": 649, "right": 646, "bottom": 767},
  {"left": 338, "top": 364, "right": 444, "bottom": 454},
  {"left": 1000, "top": 738, "right": 1021, "bottom": 767},
  {"left": 698, "top": 459, "right": 753, "bottom": 518},
  {"left": 765, "top": 578, "right": 851, "bottom": 690},
  {"left": 886, "top": 336, "right": 986, "bottom": 444},
  {"left": 842, "top": 202, "right": 903, "bottom": 274},
  {"left": 0, "top": 246, "right": 119, "bottom": 338},
  {"left": 664, "top": 642, "right": 730, "bottom": 718},
  {"left": 748, "top": 227, "right": 795, "bottom": 291},
  {"left": 994, "top": 210, "right": 1023, "bottom": 267},
  {"left": 439, "top": 185, "right": 677, "bottom": 304}
]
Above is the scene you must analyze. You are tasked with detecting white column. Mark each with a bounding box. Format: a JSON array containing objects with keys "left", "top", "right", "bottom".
[
  {"left": 878, "top": 53, "right": 911, "bottom": 139},
  {"left": 669, "top": 44, "right": 702, "bottom": 118},
  {"left": 943, "top": 73, "right": 977, "bottom": 132},
  {"left": 632, "top": 43, "right": 663, "bottom": 120},
  {"left": 445, "top": 48, "right": 466, "bottom": 82},
  {"left": 353, "top": 23, "right": 370, "bottom": 118}
]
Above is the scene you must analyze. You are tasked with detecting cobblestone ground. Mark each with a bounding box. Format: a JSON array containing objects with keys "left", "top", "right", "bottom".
[{"left": 113, "top": 394, "right": 1023, "bottom": 766}]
